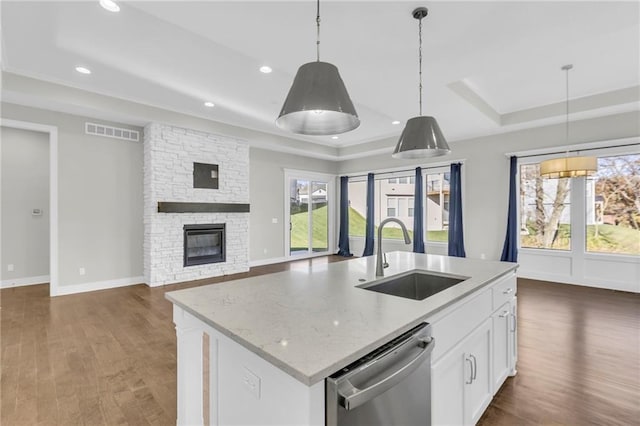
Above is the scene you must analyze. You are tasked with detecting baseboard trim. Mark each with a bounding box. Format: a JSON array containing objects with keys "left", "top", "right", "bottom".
[
  {"left": 1, "top": 275, "right": 50, "bottom": 289},
  {"left": 517, "top": 271, "right": 639, "bottom": 293},
  {"left": 249, "top": 257, "right": 288, "bottom": 267},
  {"left": 54, "top": 276, "right": 145, "bottom": 296}
]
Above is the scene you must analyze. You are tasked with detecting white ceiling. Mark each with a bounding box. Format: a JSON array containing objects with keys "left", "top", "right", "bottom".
[{"left": 1, "top": 1, "right": 639, "bottom": 150}]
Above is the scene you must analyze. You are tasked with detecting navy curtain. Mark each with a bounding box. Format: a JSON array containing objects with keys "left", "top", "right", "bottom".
[
  {"left": 501, "top": 156, "right": 519, "bottom": 262},
  {"left": 448, "top": 163, "right": 466, "bottom": 257},
  {"left": 413, "top": 167, "right": 425, "bottom": 253},
  {"left": 362, "top": 173, "right": 375, "bottom": 256},
  {"left": 337, "top": 176, "right": 353, "bottom": 257}
]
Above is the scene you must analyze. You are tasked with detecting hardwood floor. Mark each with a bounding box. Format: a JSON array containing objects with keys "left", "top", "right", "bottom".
[
  {"left": 1, "top": 258, "right": 638, "bottom": 425},
  {"left": 478, "top": 279, "right": 640, "bottom": 426}
]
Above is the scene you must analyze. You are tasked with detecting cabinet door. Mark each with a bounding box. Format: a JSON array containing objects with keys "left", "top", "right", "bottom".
[
  {"left": 431, "top": 349, "right": 465, "bottom": 426},
  {"left": 492, "top": 302, "right": 511, "bottom": 393},
  {"left": 464, "top": 318, "right": 493, "bottom": 426},
  {"left": 509, "top": 296, "right": 518, "bottom": 375}
]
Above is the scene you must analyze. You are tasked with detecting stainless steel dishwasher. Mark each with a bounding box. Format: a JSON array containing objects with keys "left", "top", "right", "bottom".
[{"left": 326, "top": 323, "right": 435, "bottom": 426}]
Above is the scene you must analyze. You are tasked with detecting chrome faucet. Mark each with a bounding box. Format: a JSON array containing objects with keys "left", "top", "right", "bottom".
[{"left": 376, "top": 218, "right": 412, "bottom": 277}]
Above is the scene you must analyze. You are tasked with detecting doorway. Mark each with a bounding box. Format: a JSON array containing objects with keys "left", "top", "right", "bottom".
[
  {"left": 284, "top": 171, "right": 335, "bottom": 258},
  {"left": 0, "top": 119, "right": 58, "bottom": 296}
]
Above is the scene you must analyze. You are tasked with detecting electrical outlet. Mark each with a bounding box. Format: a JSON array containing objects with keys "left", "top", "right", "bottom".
[
  {"left": 263, "top": 248, "right": 268, "bottom": 254},
  {"left": 7, "top": 264, "right": 14, "bottom": 272},
  {"left": 480, "top": 253, "right": 486, "bottom": 260},
  {"left": 242, "top": 367, "right": 261, "bottom": 399},
  {"left": 272, "top": 218, "right": 278, "bottom": 224},
  {"left": 79, "top": 267, "right": 86, "bottom": 276}
]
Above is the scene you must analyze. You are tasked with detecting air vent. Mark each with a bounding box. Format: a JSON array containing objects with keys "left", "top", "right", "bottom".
[{"left": 85, "top": 122, "right": 139, "bottom": 142}]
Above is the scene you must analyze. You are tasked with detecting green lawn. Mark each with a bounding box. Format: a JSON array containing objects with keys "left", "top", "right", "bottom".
[
  {"left": 293, "top": 207, "right": 639, "bottom": 254},
  {"left": 348, "top": 207, "right": 448, "bottom": 242},
  {"left": 291, "top": 206, "right": 447, "bottom": 250},
  {"left": 290, "top": 205, "right": 329, "bottom": 251},
  {"left": 521, "top": 223, "right": 640, "bottom": 254}
]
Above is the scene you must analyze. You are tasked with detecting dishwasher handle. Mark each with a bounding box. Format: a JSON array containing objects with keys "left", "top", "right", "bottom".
[{"left": 338, "top": 336, "right": 435, "bottom": 411}]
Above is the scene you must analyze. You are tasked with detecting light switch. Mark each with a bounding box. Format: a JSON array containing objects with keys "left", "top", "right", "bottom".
[
  {"left": 272, "top": 218, "right": 278, "bottom": 224},
  {"left": 7, "top": 264, "right": 14, "bottom": 272},
  {"left": 242, "top": 367, "right": 261, "bottom": 399},
  {"left": 79, "top": 267, "right": 86, "bottom": 276}
]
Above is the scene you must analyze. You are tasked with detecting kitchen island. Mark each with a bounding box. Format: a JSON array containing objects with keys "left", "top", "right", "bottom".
[{"left": 166, "top": 252, "right": 518, "bottom": 425}]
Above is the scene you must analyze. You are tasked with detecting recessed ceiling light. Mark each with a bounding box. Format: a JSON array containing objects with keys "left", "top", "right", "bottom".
[
  {"left": 75, "top": 66, "right": 92, "bottom": 75},
  {"left": 392, "top": 120, "right": 401, "bottom": 125},
  {"left": 331, "top": 136, "right": 339, "bottom": 140},
  {"left": 204, "top": 102, "right": 215, "bottom": 108},
  {"left": 259, "top": 66, "right": 272, "bottom": 74},
  {"left": 99, "top": 0, "right": 120, "bottom": 12}
]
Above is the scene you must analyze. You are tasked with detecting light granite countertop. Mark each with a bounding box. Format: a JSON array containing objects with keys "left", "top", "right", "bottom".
[{"left": 165, "top": 252, "right": 517, "bottom": 386}]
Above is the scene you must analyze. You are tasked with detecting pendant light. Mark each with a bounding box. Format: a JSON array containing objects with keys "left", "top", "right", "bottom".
[
  {"left": 540, "top": 65, "right": 597, "bottom": 178},
  {"left": 392, "top": 7, "right": 450, "bottom": 159},
  {"left": 276, "top": 0, "right": 360, "bottom": 135}
]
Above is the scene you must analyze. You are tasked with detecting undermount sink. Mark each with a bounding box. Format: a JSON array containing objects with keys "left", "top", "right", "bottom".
[{"left": 358, "top": 270, "right": 469, "bottom": 301}]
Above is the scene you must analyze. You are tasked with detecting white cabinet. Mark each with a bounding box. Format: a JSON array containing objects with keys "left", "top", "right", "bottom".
[
  {"left": 430, "top": 272, "right": 518, "bottom": 425},
  {"left": 492, "top": 301, "right": 511, "bottom": 392},
  {"left": 492, "top": 297, "right": 518, "bottom": 393},
  {"left": 432, "top": 318, "right": 493, "bottom": 426},
  {"left": 510, "top": 296, "right": 518, "bottom": 374}
]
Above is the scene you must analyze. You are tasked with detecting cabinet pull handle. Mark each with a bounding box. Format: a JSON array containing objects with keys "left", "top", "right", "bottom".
[
  {"left": 510, "top": 312, "right": 517, "bottom": 332},
  {"left": 503, "top": 288, "right": 514, "bottom": 295},
  {"left": 470, "top": 354, "right": 477, "bottom": 381},
  {"left": 465, "top": 357, "right": 473, "bottom": 384},
  {"left": 499, "top": 310, "right": 509, "bottom": 318}
]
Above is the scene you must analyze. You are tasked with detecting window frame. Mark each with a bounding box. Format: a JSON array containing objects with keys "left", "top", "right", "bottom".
[
  {"left": 344, "top": 164, "right": 459, "bottom": 250},
  {"left": 517, "top": 148, "right": 639, "bottom": 261}
]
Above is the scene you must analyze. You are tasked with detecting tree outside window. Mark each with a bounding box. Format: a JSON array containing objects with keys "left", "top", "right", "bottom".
[
  {"left": 520, "top": 164, "right": 571, "bottom": 250},
  {"left": 586, "top": 154, "right": 640, "bottom": 255}
]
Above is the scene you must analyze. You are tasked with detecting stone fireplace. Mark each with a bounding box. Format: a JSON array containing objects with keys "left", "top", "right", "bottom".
[{"left": 143, "top": 123, "right": 250, "bottom": 287}]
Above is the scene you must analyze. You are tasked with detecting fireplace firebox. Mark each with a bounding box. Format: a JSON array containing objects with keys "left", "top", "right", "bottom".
[{"left": 183, "top": 224, "right": 225, "bottom": 267}]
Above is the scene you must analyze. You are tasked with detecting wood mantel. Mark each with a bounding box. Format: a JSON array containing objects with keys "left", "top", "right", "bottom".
[{"left": 157, "top": 202, "right": 250, "bottom": 213}]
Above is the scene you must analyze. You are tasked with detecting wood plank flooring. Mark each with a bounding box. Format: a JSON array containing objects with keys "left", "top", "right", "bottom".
[
  {"left": 478, "top": 279, "right": 640, "bottom": 426},
  {"left": 2, "top": 257, "right": 638, "bottom": 425}
]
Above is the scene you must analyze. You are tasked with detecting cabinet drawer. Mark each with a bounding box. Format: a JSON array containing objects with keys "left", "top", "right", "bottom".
[
  {"left": 430, "top": 289, "right": 492, "bottom": 362},
  {"left": 492, "top": 274, "right": 517, "bottom": 310}
]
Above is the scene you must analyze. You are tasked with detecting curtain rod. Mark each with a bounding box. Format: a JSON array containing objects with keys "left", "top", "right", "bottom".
[
  {"left": 346, "top": 163, "right": 460, "bottom": 179},
  {"left": 512, "top": 142, "right": 640, "bottom": 160}
]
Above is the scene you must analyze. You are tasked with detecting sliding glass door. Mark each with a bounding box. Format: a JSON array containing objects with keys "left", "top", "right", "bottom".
[{"left": 286, "top": 172, "right": 333, "bottom": 257}]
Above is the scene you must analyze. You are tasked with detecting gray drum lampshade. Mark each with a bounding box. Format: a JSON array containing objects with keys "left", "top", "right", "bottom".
[
  {"left": 276, "top": 61, "right": 360, "bottom": 135},
  {"left": 392, "top": 116, "right": 450, "bottom": 159}
]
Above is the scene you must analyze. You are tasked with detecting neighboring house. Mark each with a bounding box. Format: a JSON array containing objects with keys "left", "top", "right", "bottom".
[{"left": 348, "top": 174, "right": 450, "bottom": 232}]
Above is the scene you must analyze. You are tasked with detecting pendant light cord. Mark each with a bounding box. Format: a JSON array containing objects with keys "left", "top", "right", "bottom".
[
  {"left": 316, "top": 0, "right": 321, "bottom": 62},
  {"left": 565, "top": 66, "right": 569, "bottom": 144},
  {"left": 418, "top": 16, "right": 423, "bottom": 116}
]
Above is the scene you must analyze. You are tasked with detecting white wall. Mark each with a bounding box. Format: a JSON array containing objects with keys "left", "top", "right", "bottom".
[
  {"left": 338, "top": 111, "right": 640, "bottom": 261},
  {"left": 249, "top": 148, "right": 337, "bottom": 263},
  {"left": 1, "top": 127, "right": 50, "bottom": 285},
  {"left": 1, "top": 103, "right": 144, "bottom": 292}
]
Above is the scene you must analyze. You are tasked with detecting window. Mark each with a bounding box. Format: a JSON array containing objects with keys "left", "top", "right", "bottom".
[
  {"left": 347, "top": 170, "right": 453, "bottom": 244},
  {"left": 586, "top": 154, "right": 640, "bottom": 255},
  {"left": 347, "top": 181, "right": 367, "bottom": 238},
  {"left": 519, "top": 164, "right": 571, "bottom": 250},
  {"left": 387, "top": 197, "right": 397, "bottom": 217},
  {"left": 425, "top": 172, "right": 450, "bottom": 242},
  {"left": 348, "top": 175, "right": 416, "bottom": 241}
]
